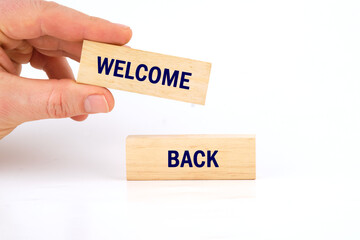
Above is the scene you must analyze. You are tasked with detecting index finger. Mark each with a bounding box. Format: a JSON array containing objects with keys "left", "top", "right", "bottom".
[{"left": 0, "top": 0, "right": 132, "bottom": 45}]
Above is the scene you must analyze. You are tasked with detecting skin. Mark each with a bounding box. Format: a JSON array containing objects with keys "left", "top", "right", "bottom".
[{"left": 0, "top": 0, "right": 132, "bottom": 139}]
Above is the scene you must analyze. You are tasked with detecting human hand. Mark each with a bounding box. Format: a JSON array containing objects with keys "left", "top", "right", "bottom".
[{"left": 0, "top": 0, "right": 132, "bottom": 139}]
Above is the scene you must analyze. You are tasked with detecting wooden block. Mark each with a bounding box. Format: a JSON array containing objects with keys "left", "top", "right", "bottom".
[
  {"left": 126, "top": 135, "right": 256, "bottom": 180},
  {"left": 77, "top": 40, "right": 211, "bottom": 105}
]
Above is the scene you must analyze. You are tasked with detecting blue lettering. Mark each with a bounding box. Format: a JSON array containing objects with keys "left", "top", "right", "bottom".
[
  {"left": 125, "top": 62, "right": 134, "bottom": 79},
  {"left": 97, "top": 57, "right": 114, "bottom": 75},
  {"left": 207, "top": 150, "right": 219, "bottom": 167},
  {"left": 149, "top": 66, "right": 161, "bottom": 84},
  {"left": 179, "top": 72, "right": 191, "bottom": 90},
  {"left": 162, "top": 69, "right": 179, "bottom": 87},
  {"left": 135, "top": 64, "right": 148, "bottom": 81},
  {"left": 194, "top": 150, "right": 205, "bottom": 168},
  {"left": 168, "top": 150, "right": 219, "bottom": 168},
  {"left": 114, "top": 59, "right": 126, "bottom": 77},
  {"left": 97, "top": 58, "right": 192, "bottom": 90},
  {"left": 168, "top": 150, "right": 179, "bottom": 167},
  {"left": 180, "top": 150, "right": 193, "bottom": 167}
]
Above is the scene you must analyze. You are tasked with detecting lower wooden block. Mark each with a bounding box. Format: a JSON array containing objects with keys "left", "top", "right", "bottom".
[{"left": 126, "top": 135, "right": 256, "bottom": 180}]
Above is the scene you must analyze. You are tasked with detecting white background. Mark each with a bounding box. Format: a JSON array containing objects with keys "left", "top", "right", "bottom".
[{"left": 1, "top": 0, "right": 360, "bottom": 239}]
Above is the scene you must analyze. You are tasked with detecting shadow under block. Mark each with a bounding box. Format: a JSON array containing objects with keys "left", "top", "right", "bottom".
[
  {"left": 126, "top": 135, "right": 256, "bottom": 180},
  {"left": 77, "top": 40, "right": 211, "bottom": 105}
]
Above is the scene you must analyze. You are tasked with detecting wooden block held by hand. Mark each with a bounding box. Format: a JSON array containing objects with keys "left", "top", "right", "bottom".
[
  {"left": 77, "top": 40, "right": 211, "bottom": 105},
  {"left": 126, "top": 135, "right": 256, "bottom": 180}
]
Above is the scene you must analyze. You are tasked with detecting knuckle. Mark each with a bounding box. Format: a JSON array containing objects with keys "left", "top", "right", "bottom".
[
  {"left": 0, "top": 98, "right": 10, "bottom": 120},
  {"left": 0, "top": 73, "right": 14, "bottom": 121},
  {"left": 46, "top": 80, "right": 73, "bottom": 118}
]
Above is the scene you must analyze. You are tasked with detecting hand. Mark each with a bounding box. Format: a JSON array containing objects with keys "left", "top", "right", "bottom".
[{"left": 0, "top": 0, "right": 132, "bottom": 139}]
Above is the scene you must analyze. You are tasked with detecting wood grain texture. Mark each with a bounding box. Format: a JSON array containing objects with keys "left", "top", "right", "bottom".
[
  {"left": 126, "top": 135, "right": 256, "bottom": 180},
  {"left": 77, "top": 40, "right": 211, "bottom": 105}
]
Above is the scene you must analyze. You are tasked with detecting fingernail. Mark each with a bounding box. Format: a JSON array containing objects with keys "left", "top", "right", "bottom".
[{"left": 84, "top": 95, "right": 109, "bottom": 113}]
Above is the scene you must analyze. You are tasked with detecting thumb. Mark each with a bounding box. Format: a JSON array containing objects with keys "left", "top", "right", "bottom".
[{"left": 0, "top": 72, "right": 115, "bottom": 125}]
